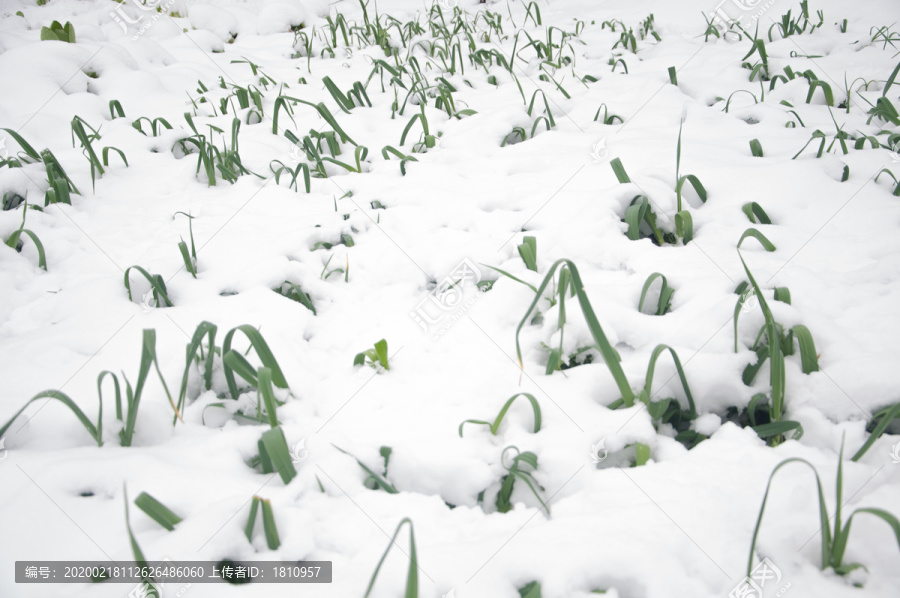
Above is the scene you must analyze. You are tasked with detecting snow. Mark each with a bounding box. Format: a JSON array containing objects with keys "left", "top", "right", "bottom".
[{"left": 1, "top": 0, "right": 900, "bottom": 596}]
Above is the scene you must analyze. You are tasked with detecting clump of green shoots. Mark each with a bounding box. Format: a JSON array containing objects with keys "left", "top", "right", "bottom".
[
  {"left": 0, "top": 329, "right": 183, "bottom": 448},
  {"left": 495, "top": 445, "right": 550, "bottom": 514},
  {"left": 734, "top": 229, "right": 819, "bottom": 444},
  {"left": 515, "top": 259, "right": 700, "bottom": 462},
  {"left": 748, "top": 439, "right": 900, "bottom": 578},
  {"left": 124, "top": 266, "right": 173, "bottom": 308},
  {"left": 354, "top": 339, "right": 390, "bottom": 370},
  {"left": 254, "top": 367, "right": 297, "bottom": 485},
  {"left": 71, "top": 116, "right": 126, "bottom": 191},
  {"left": 609, "top": 118, "right": 707, "bottom": 245},
  {"left": 245, "top": 495, "right": 281, "bottom": 549},
  {"left": 766, "top": 1, "right": 824, "bottom": 41},
  {"left": 5, "top": 201, "right": 47, "bottom": 271},
  {"left": 174, "top": 211, "right": 197, "bottom": 278},
  {"left": 41, "top": 21, "right": 75, "bottom": 43},
  {"left": 334, "top": 445, "right": 397, "bottom": 493},
  {"left": 273, "top": 281, "right": 316, "bottom": 314}
]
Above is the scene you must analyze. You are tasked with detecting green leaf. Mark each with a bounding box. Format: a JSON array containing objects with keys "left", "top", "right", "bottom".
[
  {"left": 134, "top": 492, "right": 182, "bottom": 531},
  {"left": 749, "top": 138, "right": 764, "bottom": 157},
  {"left": 519, "top": 580, "right": 542, "bottom": 598},
  {"left": 364, "top": 518, "right": 418, "bottom": 598},
  {"left": 257, "top": 367, "right": 280, "bottom": 428},
  {"left": 609, "top": 157, "right": 632, "bottom": 184},
  {"left": 259, "top": 427, "right": 296, "bottom": 484},
  {"left": 748, "top": 458, "right": 831, "bottom": 575},
  {"left": 517, "top": 236, "right": 538, "bottom": 271},
  {"left": 851, "top": 402, "right": 900, "bottom": 461},
  {"left": 261, "top": 498, "right": 280, "bottom": 550},
  {"left": 245, "top": 496, "right": 260, "bottom": 542},
  {"left": 222, "top": 325, "right": 288, "bottom": 400},
  {"left": 0, "top": 389, "right": 101, "bottom": 446},
  {"left": 459, "top": 392, "right": 542, "bottom": 436},
  {"left": 516, "top": 259, "right": 634, "bottom": 406}
]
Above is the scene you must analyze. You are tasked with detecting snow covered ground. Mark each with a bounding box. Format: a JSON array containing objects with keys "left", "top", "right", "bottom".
[{"left": 1, "top": 0, "right": 899, "bottom": 596}]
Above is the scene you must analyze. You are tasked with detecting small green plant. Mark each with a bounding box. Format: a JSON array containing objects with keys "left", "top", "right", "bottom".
[
  {"left": 334, "top": 445, "right": 397, "bottom": 493},
  {"left": 610, "top": 128, "right": 709, "bottom": 246},
  {"left": 273, "top": 281, "right": 315, "bottom": 314},
  {"left": 638, "top": 272, "right": 674, "bottom": 316},
  {"left": 174, "top": 211, "right": 197, "bottom": 278},
  {"left": 5, "top": 202, "right": 47, "bottom": 271},
  {"left": 245, "top": 495, "right": 281, "bottom": 549},
  {"left": 459, "top": 393, "right": 542, "bottom": 436},
  {"left": 109, "top": 100, "right": 125, "bottom": 119},
  {"left": 124, "top": 486, "right": 157, "bottom": 592},
  {"left": 674, "top": 118, "right": 709, "bottom": 243},
  {"left": 875, "top": 168, "right": 900, "bottom": 196},
  {"left": 736, "top": 23, "right": 769, "bottom": 79},
  {"left": 768, "top": 66, "right": 834, "bottom": 106},
  {"left": 221, "top": 325, "right": 289, "bottom": 401},
  {"left": 852, "top": 402, "right": 900, "bottom": 461},
  {"left": 610, "top": 157, "right": 668, "bottom": 245},
  {"left": 749, "top": 139, "right": 764, "bottom": 157},
  {"left": 748, "top": 440, "right": 900, "bottom": 577},
  {"left": 124, "top": 266, "right": 173, "bottom": 308},
  {"left": 734, "top": 229, "right": 819, "bottom": 444},
  {"left": 517, "top": 236, "right": 538, "bottom": 271},
  {"left": 269, "top": 159, "right": 311, "bottom": 192},
  {"left": 40, "top": 21, "right": 75, "bottom": 43},
  {"left": 742, "top": 202, "right": 772, "bottom": 224},
  {"left": 792, "top": 109, "right": 850, "bottom": 159},
  {"left": 132, "top": 116, "right": 173, "bottom": 137},
  {"left": 593, "top": 103, "right": 623, "bottom": 124},
  {"left": 319, "top": 253, "right": 345, "bottom": 280},
  {"left": 322, "top": 76, "right": 372, "bottom": 112},
  {"left": 354, "top": 339, "right": 390, "bottom": 370},
  {"left": 363, "top": 518, "right": 418, "bottom": 598},
  {"left": 254, "top": 368, "right": 297, "bottom": 485},
  {"left": 0, "top": 329, "right": 183, "bottom": 448},
  {"left": 871, "top": 24, "right": 900, "bottom": 50},
  {"left": 514, "top": 259, "right": 700, "bottom": 460},
  {"left": 495, "top": 445, "right": 550, "bottom": 514}
]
